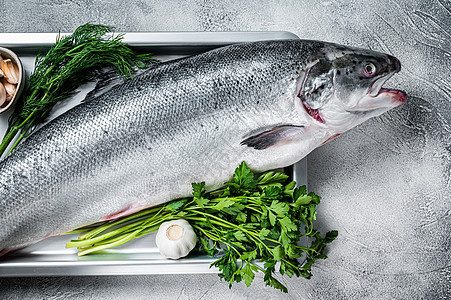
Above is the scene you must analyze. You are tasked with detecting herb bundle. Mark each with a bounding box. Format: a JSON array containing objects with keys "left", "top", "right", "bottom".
[
  {"left": 66, "top": 162, "right": 337, "bottom": 293},
  {"left": 0, "top": 23, "right": 157, "bottom": 156}
]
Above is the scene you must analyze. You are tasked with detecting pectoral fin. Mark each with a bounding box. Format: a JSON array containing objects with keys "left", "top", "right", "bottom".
[{"left": 241, "top": 125, "right": 305, "bottom": 150}]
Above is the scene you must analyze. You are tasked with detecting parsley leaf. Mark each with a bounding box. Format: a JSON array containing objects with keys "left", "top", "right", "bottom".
[
  {"left": 165, "top": 199, "right": 187, "bottom": 211},
  {"left": 192, "top": 182, "right": 205, "bottom": 199},
  {"left": 240, "top": 250, "right": 257, "bottom": 261},
  {"left": 233, "top": 230, "right": 247, "bottom": 242},
  {"left": 240, "top": 262, "right": 256, "bottom": 287},
  {"left": 257, "top": 171, "right": 289, "bottom": 185},
  {"left": 192, "top": 182, "right": 209, "bottom": 208},
  {"left": 269, "top": 200, "right": 289, "bottom": 216},
  {"left": 213, "top": 198, "right": 235, "bottom": 210},
  {"left": 226, "top": 161, "right": 257, "bottom": 192}
]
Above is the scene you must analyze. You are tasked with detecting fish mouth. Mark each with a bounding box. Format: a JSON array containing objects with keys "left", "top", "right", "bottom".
[
  {"left": 368, "top": 74, "right": 407, "bottom": 107},
  {"left": 374, "top": 88, "right": 407, "bottom": 106}
]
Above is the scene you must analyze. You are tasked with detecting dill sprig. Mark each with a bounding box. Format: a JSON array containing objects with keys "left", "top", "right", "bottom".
[{"left": 0, "top": 23, "right": 157, "bottom": 157}]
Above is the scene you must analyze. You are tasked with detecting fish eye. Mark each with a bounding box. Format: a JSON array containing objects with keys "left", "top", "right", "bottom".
[{"left": 362, "top": 62, "right": 376, "bottom": 77}]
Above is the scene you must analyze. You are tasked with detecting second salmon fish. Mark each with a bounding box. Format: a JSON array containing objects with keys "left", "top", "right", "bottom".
[{"left": 0, "top": 40, "right": 407, "bottom": 253}]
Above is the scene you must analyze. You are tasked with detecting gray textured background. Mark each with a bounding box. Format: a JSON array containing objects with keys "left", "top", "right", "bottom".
[{"left": 1, "top": 0, "right": 450, "bottom": 299}]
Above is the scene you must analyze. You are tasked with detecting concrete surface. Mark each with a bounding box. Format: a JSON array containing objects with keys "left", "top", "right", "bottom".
[{"left": 0, "top": 0, "right": 450, "bottom": 299}]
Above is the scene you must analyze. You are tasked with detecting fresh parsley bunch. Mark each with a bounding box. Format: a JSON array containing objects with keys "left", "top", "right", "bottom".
[{"left": 67, "top": 162, "right": 337, "bottom": 293}]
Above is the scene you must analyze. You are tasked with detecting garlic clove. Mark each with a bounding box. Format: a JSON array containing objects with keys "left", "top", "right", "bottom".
[
  {"left": 0, "top": 83, "right": 7, "bottom": 107},
  {"left": 2, "top": 59, "right": 20, "bottom": 84},
  {"left": 1, "top": 78, "right": 15, "bottom": 101},
  {"left": 0, "top": 55, "right": 4, "bottom": 77}
]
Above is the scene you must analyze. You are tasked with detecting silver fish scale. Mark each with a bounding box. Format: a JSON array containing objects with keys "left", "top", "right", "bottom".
[{"left": 0, "top": 40, "right": 318, "bottom": 250}]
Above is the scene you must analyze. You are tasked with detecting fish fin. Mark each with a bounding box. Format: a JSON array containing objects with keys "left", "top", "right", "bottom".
[
  {"left": 241, "top": 125, "right": 305, "bottom": 150},
  {"left": 322, "top": 133, "right": 341, "bottom": 145},
  {"left": 0, "top": 248, "right": 11, "bottom": 257},
  {"left": 82, "top": 68, "right": 125, "bottom": 103}
]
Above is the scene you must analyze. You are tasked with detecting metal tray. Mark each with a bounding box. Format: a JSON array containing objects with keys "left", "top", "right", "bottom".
[{"left": 0, "top": 31, "right": 307, "bottom": 277}]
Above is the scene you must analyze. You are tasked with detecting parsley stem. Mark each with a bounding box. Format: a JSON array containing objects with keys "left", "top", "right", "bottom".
[
  {"left": 282, "top": 259, "right": 300, "bottom": 271},
  {"left": 188, "top": 209, "right": 269, "bottom": 251},
  {"left": 78, "top": 230, "right": 142, "bottom": 256},
  {"left": 192, "top": 225, "right": 220, "bottom": 240},
  {"left": 67, "top": 221, "right": 144, "bottom": 248},
  {"left": 79, "top": 206, "right": 162, "bottom": 240}
]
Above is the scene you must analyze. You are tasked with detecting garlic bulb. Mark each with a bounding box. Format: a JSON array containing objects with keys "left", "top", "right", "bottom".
[{"left": 155, "top": 219, "right": 197, "bottom": 259}]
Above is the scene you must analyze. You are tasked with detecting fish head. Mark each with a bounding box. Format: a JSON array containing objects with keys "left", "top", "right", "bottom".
[{"left": 298, "top": 44, "right": 407, "bottom": 132}]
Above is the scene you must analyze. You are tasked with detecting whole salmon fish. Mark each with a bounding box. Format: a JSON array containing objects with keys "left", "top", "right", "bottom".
[{"left": 0, "top": 40, "right": 406, "bottom": 253}]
